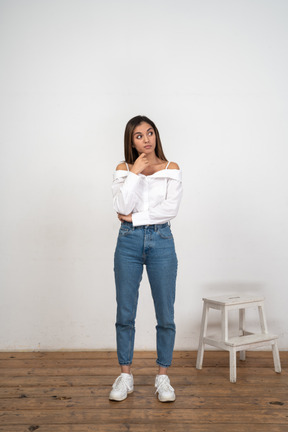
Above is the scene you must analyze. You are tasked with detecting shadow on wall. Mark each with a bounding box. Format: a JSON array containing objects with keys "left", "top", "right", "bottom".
[{"left": 200, "top": 281, "right": 264, "bottom": 298}]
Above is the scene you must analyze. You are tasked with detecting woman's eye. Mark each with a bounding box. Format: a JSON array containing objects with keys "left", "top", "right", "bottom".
[
  {"left": 148, "top": 131, "right": 153, "bottom": 136},
  {"left": 136, "top": 135, "right": 142, "bottom": 139}
]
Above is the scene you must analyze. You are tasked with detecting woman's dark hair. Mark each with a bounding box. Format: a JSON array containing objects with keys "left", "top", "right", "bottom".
[{"left": 124, "top": 115, "right": 167, "bottom": 164}]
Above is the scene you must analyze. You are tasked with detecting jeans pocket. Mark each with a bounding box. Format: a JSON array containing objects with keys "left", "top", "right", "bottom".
[
  {"left": 118, "top": 226, "right": 133, "bottom": 237},
  {"left": 157, "top": 225, "right": 173, "bottom": 239}
]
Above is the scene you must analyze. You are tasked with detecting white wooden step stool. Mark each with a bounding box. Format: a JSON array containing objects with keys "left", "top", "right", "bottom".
[{"left": 196, "top": 295, "right": 281, "bottom": 382}]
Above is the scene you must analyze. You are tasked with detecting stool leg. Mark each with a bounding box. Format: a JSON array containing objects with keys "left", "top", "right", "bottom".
[
  {"left": 229, "top": 349, "right": 237, "bottom": 383},
  {"left": 258, "top": 303, "right": 268, "bottom": 334},
  {"left": 221, "top": 306, "right": 228, "bottom": 342},
  {"left": 196, "top": 302, "right": 208, "bottom": 369},
  {"left": 239, "top": 308, "right": 246, "bottom": 361},
  {"left": 272, "top": 340, "right": 281, "bottom": 373}
]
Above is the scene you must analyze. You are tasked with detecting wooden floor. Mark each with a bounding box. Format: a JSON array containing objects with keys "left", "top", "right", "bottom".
[{"left": 0, "top": 350, "right": 287, "bottom": 432}]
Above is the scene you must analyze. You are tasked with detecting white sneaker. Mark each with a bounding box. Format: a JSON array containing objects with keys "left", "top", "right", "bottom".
[
  {"left": 109, "top": 373, "right": 134, "bottom": 401},
  {"left": 155, "top": 374, "right": 176, "bottom": 402}
]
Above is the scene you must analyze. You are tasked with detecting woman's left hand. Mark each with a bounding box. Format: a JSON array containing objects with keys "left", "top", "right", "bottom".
[{"left": 118, "top": 213, "right": 132, "bottom": 222}]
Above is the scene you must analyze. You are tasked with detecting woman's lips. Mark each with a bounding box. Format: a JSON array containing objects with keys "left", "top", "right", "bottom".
[{"left": 144, "top": 145, "right": 152, "bottom": 149}]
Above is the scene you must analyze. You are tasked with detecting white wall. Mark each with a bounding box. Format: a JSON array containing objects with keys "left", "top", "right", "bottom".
[{"left": 0, "top": 0, "right": 287, "bottom": 351}]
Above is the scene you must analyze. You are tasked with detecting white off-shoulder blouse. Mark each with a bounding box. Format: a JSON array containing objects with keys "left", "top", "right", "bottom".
[{"left": 112, "top": 162, "right": 183, "bottom": 226}]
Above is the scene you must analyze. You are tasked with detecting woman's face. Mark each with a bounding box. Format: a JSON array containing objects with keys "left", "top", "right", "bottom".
[{"left": 132, "top": 122, "right": 156, "bottom": 155}]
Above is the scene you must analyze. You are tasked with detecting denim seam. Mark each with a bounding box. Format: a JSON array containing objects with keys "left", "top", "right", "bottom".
[{"left": 127, "top": 284, "right": 139, "bottom": 364}]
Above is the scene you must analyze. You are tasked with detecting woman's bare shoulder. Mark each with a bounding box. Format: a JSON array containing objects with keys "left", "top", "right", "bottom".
[
  {"left": 116, "top": 162, "right": 128, "bottom": 171},
  {"left": 167, "top": 161, "right": 180, "bottom": 170}
]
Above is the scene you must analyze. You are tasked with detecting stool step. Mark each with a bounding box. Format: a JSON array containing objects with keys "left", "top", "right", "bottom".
[{"left": 225, "top": 333, "right": 278, "bottom": 347}]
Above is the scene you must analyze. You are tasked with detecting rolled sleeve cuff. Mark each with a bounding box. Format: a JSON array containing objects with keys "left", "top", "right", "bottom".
[{"left": 132, "top": 211, "right": 150, "bottom": 226}]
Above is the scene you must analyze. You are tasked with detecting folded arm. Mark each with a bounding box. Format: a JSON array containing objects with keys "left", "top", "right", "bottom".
[
  {"left": 112, "top": 170, "right": 140, "bottom": 215},
  {"left": 131, "top": 177, "right": 182, "bottom": 226}
]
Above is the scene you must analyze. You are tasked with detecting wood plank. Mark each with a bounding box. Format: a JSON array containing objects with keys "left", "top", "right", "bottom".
[
  {"left": 0, "top": 358, "right": 230, "bottom": 368},
  {"left": 0, "top": 373, "right": 286, "bottom": 387},
  {"left": 0, "top": 409, "right": 288, "bottom": 425},
  {"left": 0, "top": 395, "right": 287, "bottom": 410},
  {"left": 0, "top": 350, "right": 286, "bottom": 360},
  {"left": 0, "top": 424, "right": 288, "bottom": 432},
  {"left": 1, "top": 383, "right": 288, "bottom": 399},
  {"left": 0, "top": 365, "right": 286, "bottom": 377},
  {"left": 0, "top": 351, "right": 149, "bottom": 360},
  {"left": 0, "top": 355, "right": 284, "bottom": 368},
  {"left": 0, "top": 384, "right": 288, "bottom": 400}
]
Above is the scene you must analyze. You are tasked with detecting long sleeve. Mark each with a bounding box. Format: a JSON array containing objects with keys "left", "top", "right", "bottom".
[
  {"left": 112, "top": 171, "right": 141, "bottom": 215},
  {"left": 132, "top": 172, "right": 183, "bottom": 226}
]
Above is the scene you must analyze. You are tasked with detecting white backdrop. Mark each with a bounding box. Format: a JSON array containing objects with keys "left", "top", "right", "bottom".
[{"left": 0, "top": 0, "right": 287, "bottom": 351}]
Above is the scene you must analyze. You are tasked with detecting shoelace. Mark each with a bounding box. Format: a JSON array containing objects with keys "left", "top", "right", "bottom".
[
  {"left": 113, "top": 375, "right": 131, "bottom": 392},
  {"left": 155, "top": 376, "right": 174, "bottom": 395}
]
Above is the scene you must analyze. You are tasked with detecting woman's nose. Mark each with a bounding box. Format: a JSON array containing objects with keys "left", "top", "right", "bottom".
[{"left": 144, "top": 134, "right": 149, "bottom": 142}]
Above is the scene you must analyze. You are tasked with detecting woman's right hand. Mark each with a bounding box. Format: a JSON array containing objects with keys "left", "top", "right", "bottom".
[{"left": 130, "top": 153, "right": 149, "bottom": 175}]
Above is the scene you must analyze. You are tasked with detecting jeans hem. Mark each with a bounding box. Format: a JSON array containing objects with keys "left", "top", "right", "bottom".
[
  {"left": 119, "top": 362, "right": 132, "bottom": 366},
  {"left": 156, "top": 360, "right": 171, "bottom": 368}
]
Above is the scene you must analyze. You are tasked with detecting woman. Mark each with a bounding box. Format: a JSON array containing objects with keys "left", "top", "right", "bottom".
[{"left": 110, "top": 115, "right": 182, "bottom": 402}]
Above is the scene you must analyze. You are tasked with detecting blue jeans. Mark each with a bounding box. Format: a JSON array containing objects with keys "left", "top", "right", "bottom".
[{"left": 114, "top": 222, "right": 178, "bottom": 368}]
